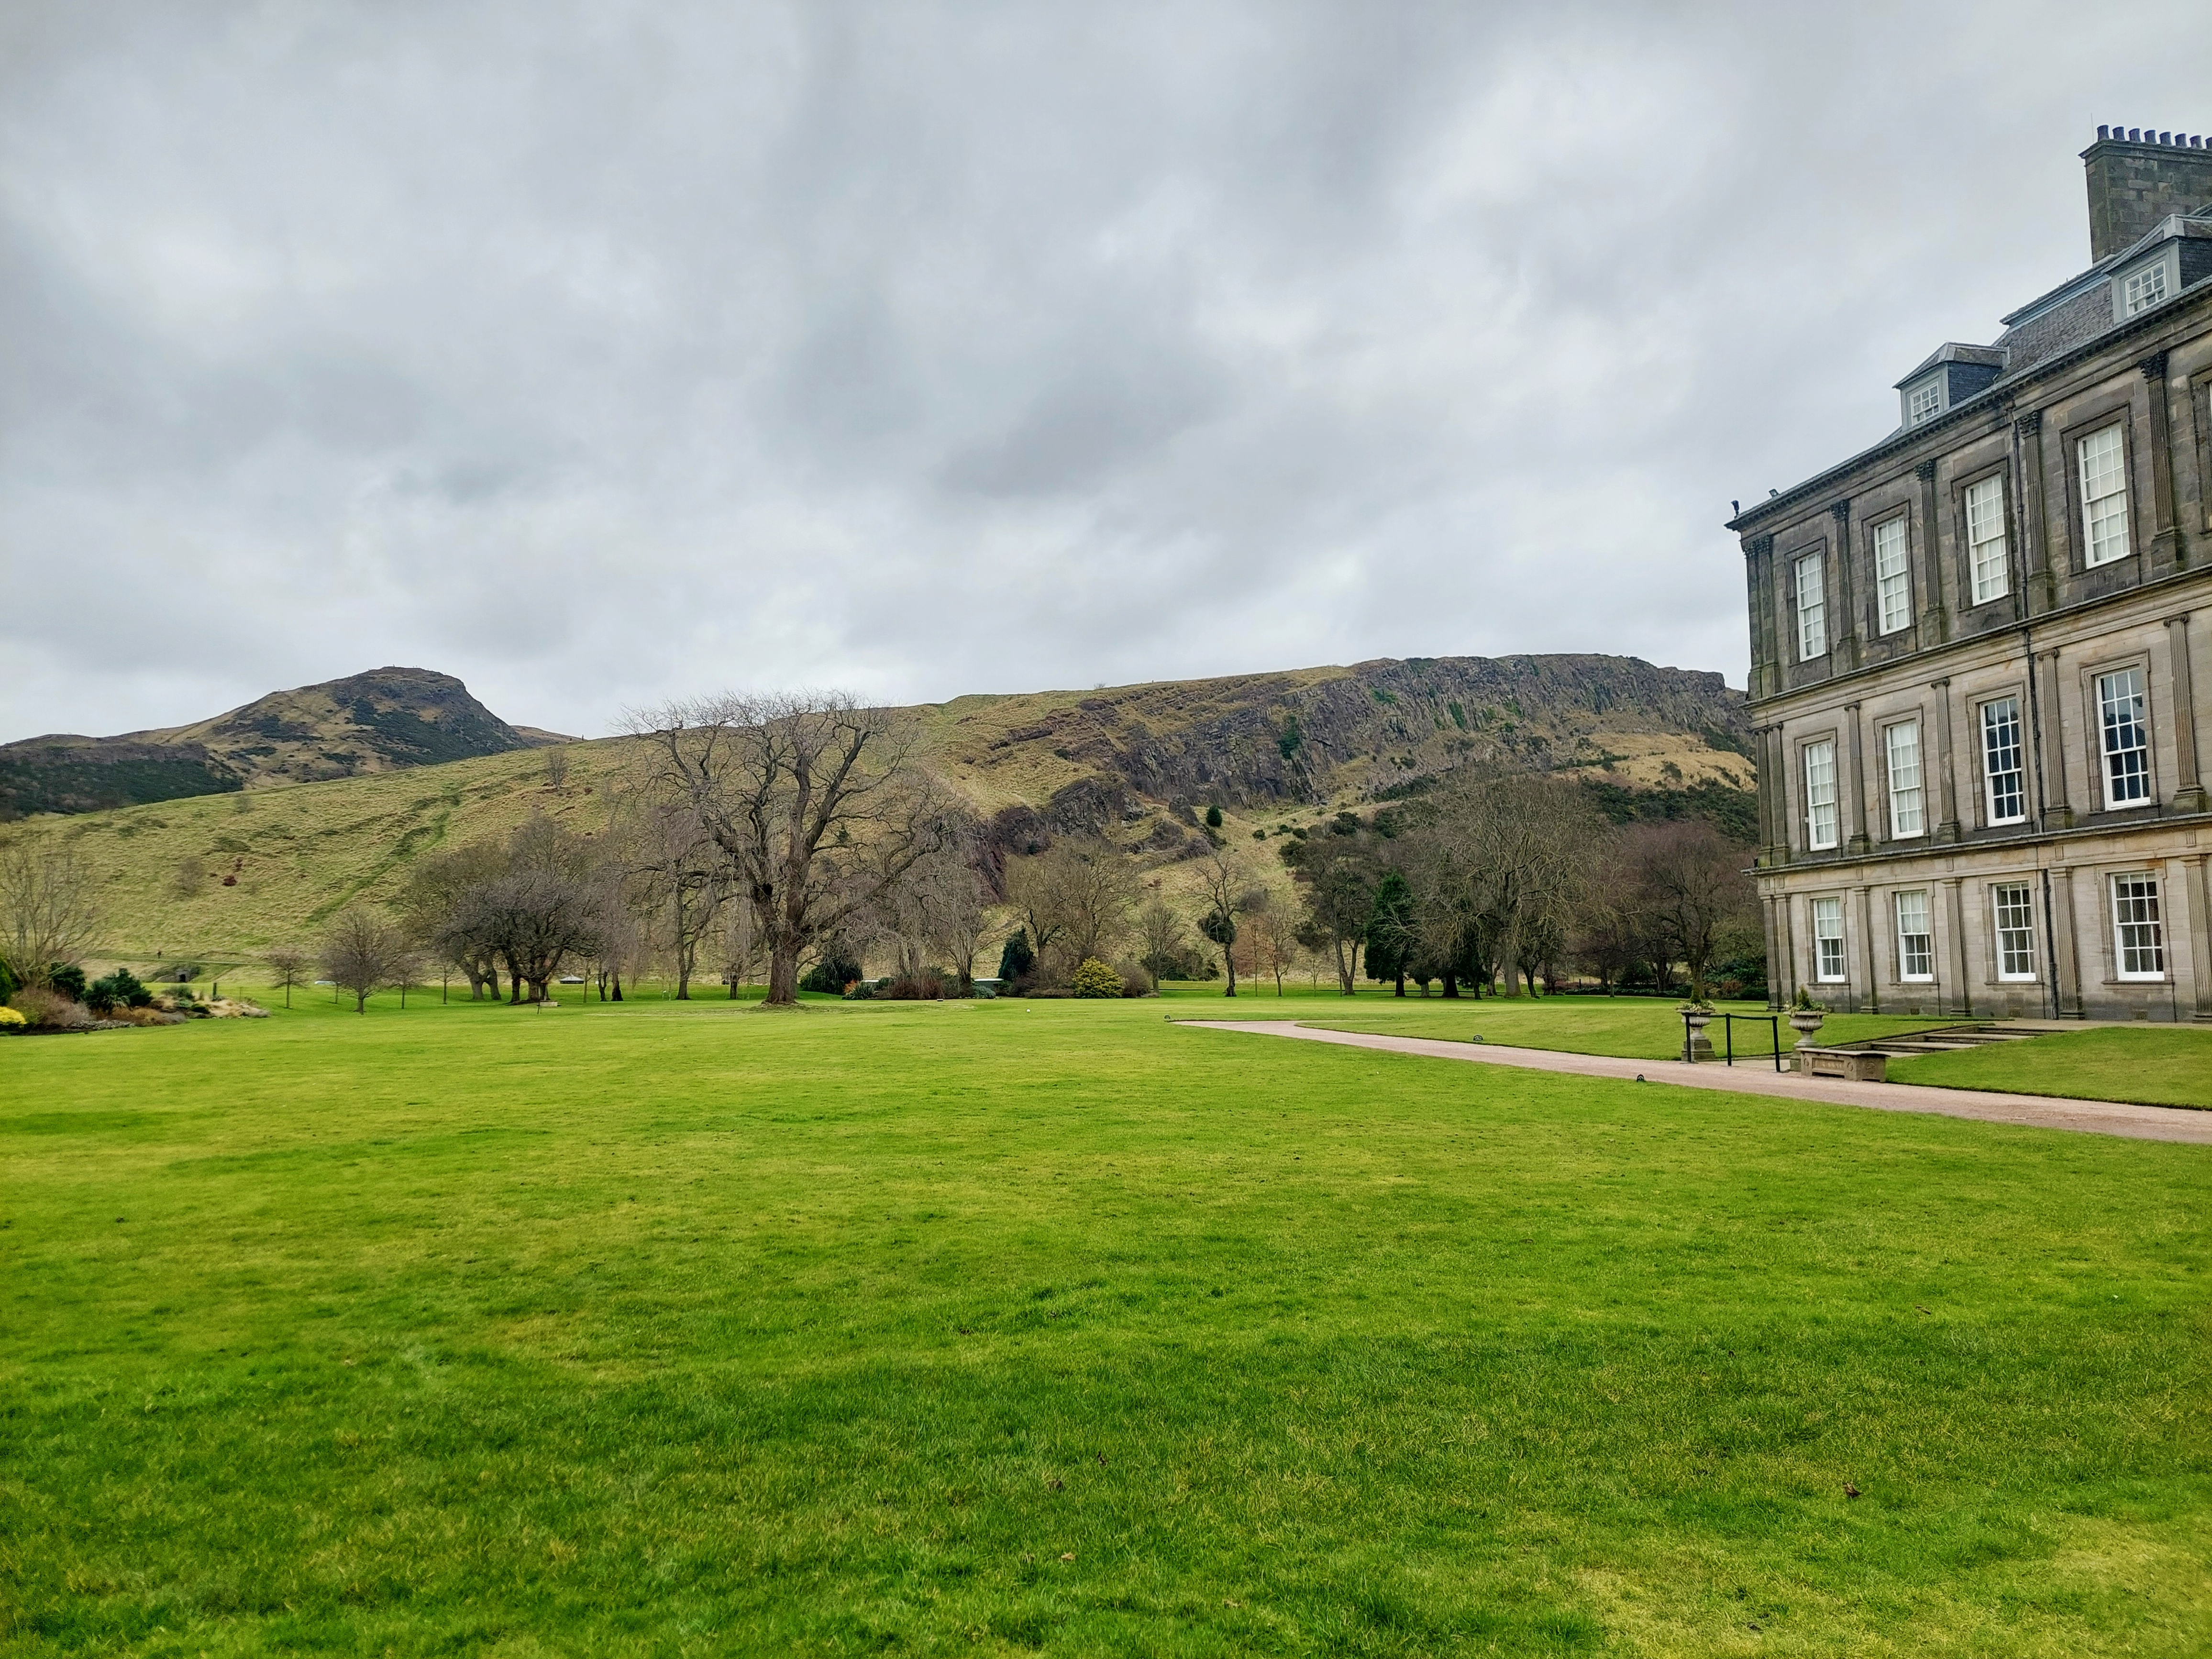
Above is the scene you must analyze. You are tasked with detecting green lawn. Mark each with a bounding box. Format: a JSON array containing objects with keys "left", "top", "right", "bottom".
[
  {"left": 1179, "top": 990, "right": 1954, "bottom": 1062},
  {"left": 5, "top": 990, "right": 2211, "bottom": 1655},
  {"left": 1887, "top": 1025, "right": 2212, "bottom": 1111}
]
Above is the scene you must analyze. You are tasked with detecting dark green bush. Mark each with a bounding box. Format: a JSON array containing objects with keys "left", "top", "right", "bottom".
[
  {"left": 48, "top": 963, "right": 87, "bottom": 1001},
  {"left": 85, "top": 969, "right": 154, "bottom": 1015},
  {"left": 996, "top": 929, "right": 1035, "bottom": 986},
  {"left": 800, "top": 950, "right": 864, "bottom": 995}
]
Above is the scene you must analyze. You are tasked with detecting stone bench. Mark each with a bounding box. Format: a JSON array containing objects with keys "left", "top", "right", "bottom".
[{"left": 1793, "top": 1047, "right": 1888, "bottom": 1082}]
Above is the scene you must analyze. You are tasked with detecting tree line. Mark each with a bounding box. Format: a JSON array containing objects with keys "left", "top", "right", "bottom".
[
  {"left": 1278, "top": 771, "right": 1760, "bottom": 1002},
  {"left": 3, "top": 692, "right": 1762, "bottom": 1017}
]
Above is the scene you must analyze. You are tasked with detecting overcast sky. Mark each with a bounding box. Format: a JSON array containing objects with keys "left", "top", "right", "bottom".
[{"left": 5, "top": 1, "right": 2208, "bottom": 741}]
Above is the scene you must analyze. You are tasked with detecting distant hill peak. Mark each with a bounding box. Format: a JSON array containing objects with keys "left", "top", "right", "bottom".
[{"left": 0, "top": 667, "right": 548, "bottom": 819}]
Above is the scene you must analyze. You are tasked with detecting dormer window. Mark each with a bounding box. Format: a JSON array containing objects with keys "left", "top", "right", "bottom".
[
  {"left": 2110, "top": 243, "right": 2182, "bottom": 325},
  {"left": 1906, "top": 381, "right": 1943, "bottom": 425},
  {"left": 2122, "top": 262, "right": 2168, "bottom": 315}
]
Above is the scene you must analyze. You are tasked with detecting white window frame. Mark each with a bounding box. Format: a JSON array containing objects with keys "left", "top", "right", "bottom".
[
  {"left": 1884, "top": 719, "right": 1924, "bottom": 840},
  {"left": 1894, "top": 889, "right": 1934, "bottom": 983},
  {"left": 2123, "top": 263, "right": 2168, "bottom": 317},
  {"left": 1794, "top": 552, "right": 1828, "bottom": 660},
  {"left": 1907, "top": 381, "right": 1942, "bottom": 425},
  {"left": 1964, "top": 475, "right": 2009, "bottom": 605},
  {"left": 1873, "top": 516, "right": 1911, "bottom": 634},
  {"left": 2079, "top": 424, "right": 2132, "bottom": 567},
  {"left": 2111, "top": 874, "right": 2166, "bottom": 981},
  {"left": 1812, "top": 896, "right": 1847, "bottom": 983},
  {"left": 1804, "top": 739, "right": 1839, "bottom": 852},
  {"left": 2096, "top": 665, "right": 2152, "bottom": 810},
  {"left": 1992, "top": 883, "right": 2036, "bottom": 982},
  {"left": 1980, "top": 697, "right": 2026, "bottom": 826}
]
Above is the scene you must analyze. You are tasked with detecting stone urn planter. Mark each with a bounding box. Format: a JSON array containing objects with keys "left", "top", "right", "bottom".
[
  {"left": 1788, "top": 1009, "right": 1827, "bottom": 1049},
  {"left": 1680, "top": 1005, "right": 1716, "bottom": 1062}
]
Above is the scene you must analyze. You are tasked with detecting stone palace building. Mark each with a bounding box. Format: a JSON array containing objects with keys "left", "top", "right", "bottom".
[{"left": 1732, "top": 126, "right": 2212, "bottom": 1021}]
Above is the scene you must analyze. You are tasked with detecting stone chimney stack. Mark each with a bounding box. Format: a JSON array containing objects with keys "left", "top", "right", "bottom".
[{"left": 2082, "top": 126, "right": 2212, "bottom": 262}]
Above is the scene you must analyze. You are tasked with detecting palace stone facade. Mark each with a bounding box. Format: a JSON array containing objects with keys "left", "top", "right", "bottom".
[{"left": 1732, "top": 127, "right": 2212, "bottom": 1020}]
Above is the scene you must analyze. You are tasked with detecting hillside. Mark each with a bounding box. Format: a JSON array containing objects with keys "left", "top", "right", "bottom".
[
  {"left": 1, "top": 653, "right": 1751, "bottom": 965},
  {"left": 0, "top": 667, "right": 565, "bottom": 819}
]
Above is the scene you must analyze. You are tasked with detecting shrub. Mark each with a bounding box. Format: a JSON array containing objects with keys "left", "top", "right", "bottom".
[
  {"left": 86, "top": 968, "right": 153, "bottom": 1015},
  {"left": 800, "top": 950, "right": 864, "bottom": 995},
  {"left": 1071, "top": 958, "right": 1122, "bottom": 999},
  {"left": 1116, "top": 961, "right": 1154, "bottom": 998},
  {"left": 996, "top": 929, "right": 1035, "bottom": 986},
  {"left": 48, "top": 963, "right": 88, "bottom": 1002},
  {"left": 879, "top": 972, "right": 950, "bottom": 1001},
  {"left": 11, "top": 987, "right": 91, "bottom": 1029},
  {"left": 0, "top": 959, "right": 17, "bottom": 1002},
  {"left": 0, "top": 1006, "right": 24, "bottom": 1031}
]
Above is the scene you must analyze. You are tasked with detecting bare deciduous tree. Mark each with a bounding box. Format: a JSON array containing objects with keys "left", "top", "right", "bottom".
[
  {"left": 321, "top": 910, "right": 412, "bottom": 1013},
  {"left": 399, "top": 839, "right": 510, "bottom": 999},
  {"left": 1193, "top": 842, "right": 1260, "bottom": 997},
  {"left": 1624, "top": 820, "right": 1759, "bottom": 1003},
  {"left": 624, "top": 693, "right": 953, "bottom": 1006},
  {"left": 1234, "top": 898, "right": 1301, "bottom": 996},
  {"left": 1002, "top": 837, "right": 1138, "bottom": 981},
  {"left": 1135, "top": 898, "right": 1192, "bottom": 987},
  {"left": 1288, "top": 837, "right": 1374, "bottom": 995},
  {"left": 716, "top": 893, "right": 762, "bottom": 997},
  {"left": 0, "top": 841, "right": 105, "bottom": 989},
  {"left": 1406, "top": 773, "right": 1601, "bottom": 997},
  {"left": 544, "top": 748, "right": 570, "bottom": 792},
  {"left": 628, "top": 802, "right": 730, "bottom": 999},
  {"left": 264, "top": 943, "right": 312, "bottom": 1008}
]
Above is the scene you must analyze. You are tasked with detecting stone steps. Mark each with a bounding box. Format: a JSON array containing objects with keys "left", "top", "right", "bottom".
[{"left": 1847, "top": 1024, "right": 2045, "bottom": 1057}]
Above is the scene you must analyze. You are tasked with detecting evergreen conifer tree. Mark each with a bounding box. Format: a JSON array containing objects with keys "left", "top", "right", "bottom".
[
  {"left": 996, "top": 928, "right": 1035, "bottom": 986},
  {"left": 1365, "top": 869, "right": 1415, "bottom": 996}
]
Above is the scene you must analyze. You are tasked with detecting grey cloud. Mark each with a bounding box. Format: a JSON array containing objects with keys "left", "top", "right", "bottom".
[{"left": 4, "top": 0, "right": 2209, "bottom": 742}]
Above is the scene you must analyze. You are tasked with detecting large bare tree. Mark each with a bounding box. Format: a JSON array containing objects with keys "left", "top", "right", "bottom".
[
  {"left": 1407, "top": 773, "right": 1600, "bottom": 997},
  {"left": 0, "top": 841, "right": 104, "bottom": 990},
  {"left": 1001, "top": 837, "right": 1139, "bottom": 980},
  {"left": 1623, "top": 820, "right": 1759, "bottom": 1002},
  {"left": 398, "top": 839, "right": 510, "bottom": 999},
  {"left": 624, "top": 694, "right": 952, "bottom": 1006}
]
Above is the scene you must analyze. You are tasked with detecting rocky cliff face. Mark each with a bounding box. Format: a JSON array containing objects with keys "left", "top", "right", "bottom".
[
  {"left": 929, "top": 654, "right": 1752, "bottom": 830},
  {"left": 0, "top": 668, "right": 551, "bottom": 819}
]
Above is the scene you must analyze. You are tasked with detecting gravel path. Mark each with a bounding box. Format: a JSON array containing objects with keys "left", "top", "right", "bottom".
[{"left": 1178, "top": 1021, "right": 2212, "bottom": 1145}]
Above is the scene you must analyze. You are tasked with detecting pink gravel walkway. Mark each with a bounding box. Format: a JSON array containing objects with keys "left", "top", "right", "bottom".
[{"left": 1178, "top": 1020, "right": 2212, "bottom": 1146}]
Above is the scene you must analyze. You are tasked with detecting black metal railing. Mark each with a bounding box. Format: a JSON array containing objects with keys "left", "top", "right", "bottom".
[{"left": 1681, "top": 1011, "right": 1784, "bottom": 1072}]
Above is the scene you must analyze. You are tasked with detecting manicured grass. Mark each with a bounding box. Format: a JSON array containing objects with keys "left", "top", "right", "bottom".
[
  {"left": 1888, "top": 1025, "right": 2212, "bottom": 1110},
  {"left": 5, "top": 993, "right": 2211, "bottom": 1655},
  {"left": 1181, "top": 990, "right": 1956, "bottom": 1062}
]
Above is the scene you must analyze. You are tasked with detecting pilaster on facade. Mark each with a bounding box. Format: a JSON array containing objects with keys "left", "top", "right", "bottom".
[
  {"left": 2167, "top": 615, "right": 2207, "bottom": 813},
  {"left": 2140, "top": 353, "right": 2181, "bottom": 575},
  {"left": 2184, "top": 854, "right": 2212, "bottom": 1021},
  {"left": 1930, "top": 675, "right": 1962, "bottom": 843},
  {"left": 2013, "top": 409, "right": 2056, "bottom": 615},
  {"left": 1829, "top": 501, "right": 1860, "bottom": 671}
]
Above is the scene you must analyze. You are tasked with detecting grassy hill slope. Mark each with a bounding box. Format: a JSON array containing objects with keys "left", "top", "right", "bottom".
[{"left": 5, "top": 653, "right": 1754, "bottom": 966}]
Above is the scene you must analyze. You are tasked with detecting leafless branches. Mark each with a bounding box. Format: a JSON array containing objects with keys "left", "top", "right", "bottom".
[
  {"left": 0, "top": 840, "right": 105, "bottom": 989},
  {"left": 622, "top": 692, "right": 954, "bottom": 1005}
]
